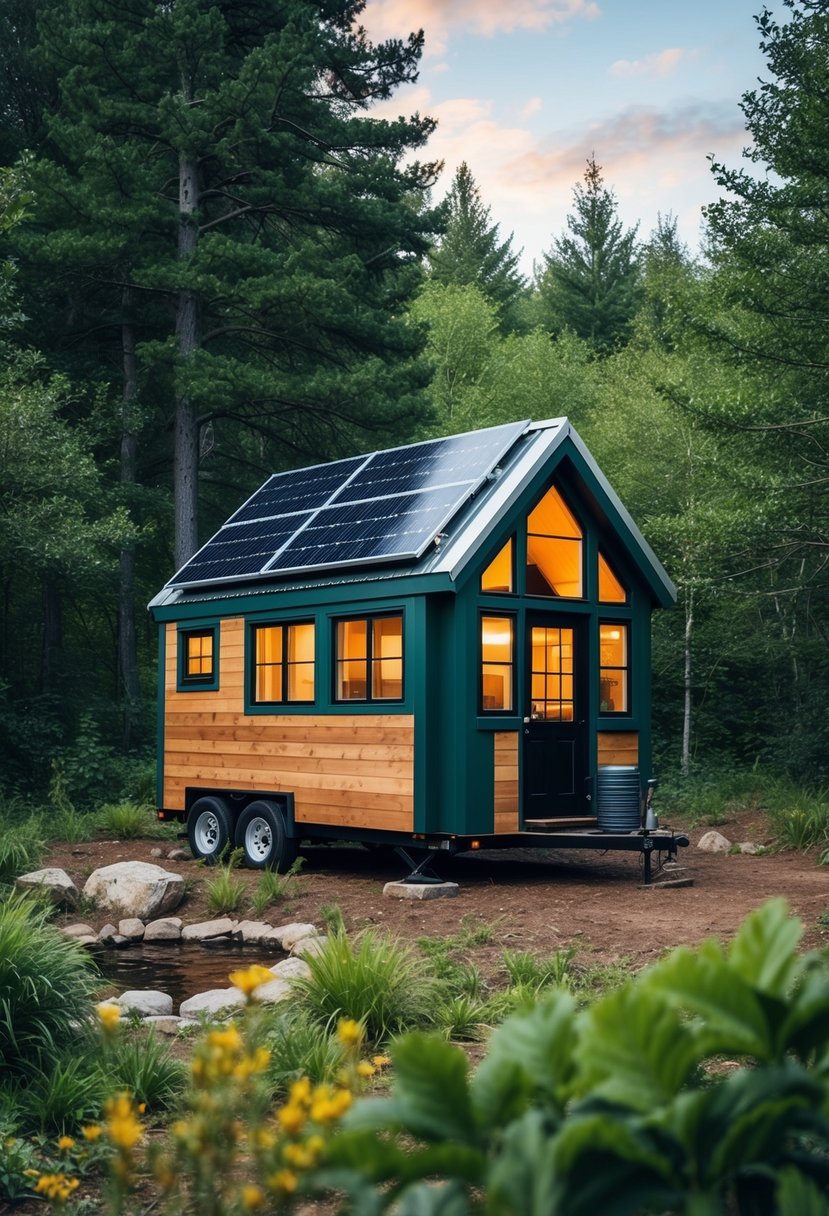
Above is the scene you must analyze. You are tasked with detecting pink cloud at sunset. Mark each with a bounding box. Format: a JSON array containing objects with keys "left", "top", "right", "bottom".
[
  {"left": 610, "top": 48, "right": 692, "bottom": 78},
  {"left": 362, "top": 0, "right": 600, "bottom": 53}
]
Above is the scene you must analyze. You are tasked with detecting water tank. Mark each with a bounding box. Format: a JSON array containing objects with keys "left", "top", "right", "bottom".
[{"left": 596, "top": 765, "right": 641, "bottom": 832}]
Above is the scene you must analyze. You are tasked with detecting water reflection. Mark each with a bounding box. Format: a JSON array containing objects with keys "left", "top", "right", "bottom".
[{"left": 94, "top": 942, "right": 284, "bottom": 1010}]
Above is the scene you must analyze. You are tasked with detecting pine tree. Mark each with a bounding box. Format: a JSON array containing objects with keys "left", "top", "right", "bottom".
[
  {"left": 538, "top": 157, "right": 640, "bottom": 353},
  {"left": 12, "top": 0, "right": 443, "bottom": 568},
  {"left": 429, "top": 163, "right": 527, "bottom": 331}
]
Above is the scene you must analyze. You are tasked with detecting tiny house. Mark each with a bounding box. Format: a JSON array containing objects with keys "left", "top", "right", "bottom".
[{"left": 149, "top": 418, "right": 681, "bottom": 877}]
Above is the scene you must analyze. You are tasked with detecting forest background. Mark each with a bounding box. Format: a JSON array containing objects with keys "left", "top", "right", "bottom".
[{"left": 0, "top": 0, "right": 826, "bottom": 812}]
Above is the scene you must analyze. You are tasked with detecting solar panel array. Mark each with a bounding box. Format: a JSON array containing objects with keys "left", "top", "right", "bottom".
[{"left": 167, "top": 420, "right": 529, "bottom": 588}]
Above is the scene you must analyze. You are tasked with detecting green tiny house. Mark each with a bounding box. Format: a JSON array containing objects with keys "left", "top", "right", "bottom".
[{"left": 149, "top": 418, "right": 680, "bottom": 875}]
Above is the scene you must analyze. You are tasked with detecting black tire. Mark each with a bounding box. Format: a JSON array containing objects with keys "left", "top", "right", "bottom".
[
  {"left": 187, "top": 796, "right": 233, "bottom": 864},
  {"left": 235, "top": 799, "right": 298, "bottom": 871}
]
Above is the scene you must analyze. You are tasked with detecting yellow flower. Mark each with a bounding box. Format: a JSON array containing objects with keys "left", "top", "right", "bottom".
[
  {"left": 253, "top": 1125, "right": 276, "bottom": 1150},
  {"left": 81, "top": 1124, "right": 103, "bottom": 1142},
  {"left": 207, "top": 1024, "right": 243, "bottom": 1054},
  {"left": 277, "top": 1104, "right": 306, "bottom": 1136},
  {"left": 97, "top": 1003, "right": 121, "bottom": 1033},
  {"left": 372, "top": 1054, "right": 391, "bottom": 1069},
  {"left": 104, "top": 1093, "right": 143, "bottom": 1151},
  {"left": 356, "top": 1061, "right": 376, "bottom": 1079},
  {"left": 268, "top": 1169, "right": 298, "bottom": 1194},
  {"left": 289, "top": 1077, "right": 312, "bottom": 1107},
  {"left": 34, "top": 1173, "right": 80, "bottom": 1203},
  {"left": 282, "top": 1142, "right": 313, "bottom": 1170},
  {"left": 336, "top": 1018, "right": 362, "bottom": 1048},
  {"left": 241, "top": 1184, "right": 266, "bottom": 1209},
  {"left": 57, "top": 1135, "right": 75, "bottom": 1152},
  {"left": 310, "top": 1085, "right": 352, "bottom": 1125},
  {"left": 229, "top": 965, "right": 274, "bottom": 998}
]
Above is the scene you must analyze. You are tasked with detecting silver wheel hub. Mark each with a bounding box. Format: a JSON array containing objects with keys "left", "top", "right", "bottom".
[
  {"left": 194, "top": 813, "right": 221, "bottom": 853},
  {"left": 244, "top": 816, "right": 272, "bottom": 861}
]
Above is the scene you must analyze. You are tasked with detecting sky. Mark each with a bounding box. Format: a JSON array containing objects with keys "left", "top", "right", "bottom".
[{"left": 361, "top": 0, "right": 785, "bottom": 275}]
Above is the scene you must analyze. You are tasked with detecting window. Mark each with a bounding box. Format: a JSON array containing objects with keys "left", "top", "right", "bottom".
[
  {"left": 530, "top": 625, "right": 574, "bottom": 721},
  {"left": 481, "top": 538, "right": 514, "bottom": 593},
  {"left": 481, "top": 615, "right": 515, "bottom": 712},
  {"left": 600, "top": 623, "right": 629, "bottom": 713},
  {"left": 526, "top": 486, "right": 583, "bottom": 598},
  {"left": 598, "top": 552, "right": 627, "bottom": 603},
  {"left": 178, "top": 626, "right": 218, "bottom": 690},
  {"left": 252, "top": 621, "right": 315, "bottom": 704},
  {"left": 335, "top": 614, "right": 403, "bottom": 702}
]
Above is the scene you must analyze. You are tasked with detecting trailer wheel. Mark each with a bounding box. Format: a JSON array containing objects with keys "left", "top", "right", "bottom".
[
  {"left": 187, "top": 796, "right": 233, "bottom": 864},
  {"left": 236, "top": 800, "right": 297, "bottom": 871}
]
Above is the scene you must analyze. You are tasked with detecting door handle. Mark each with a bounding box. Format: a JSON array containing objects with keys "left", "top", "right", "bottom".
[{"left": 523, "top": 728, "right": 530, "bottom": 736}]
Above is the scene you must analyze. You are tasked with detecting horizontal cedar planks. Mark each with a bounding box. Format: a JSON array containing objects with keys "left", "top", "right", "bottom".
[
  {"left": 493, "top": 731, "right": 519, "bottom": 832},
  {"left": 165, "top": 713, "right": 416, "bottom": 745},
  {"left": 597, "top": 731, "right": 639, "bottom": 767},
  {"left": 164, "top": 750, "right": 413, "bottom": 780},
  {"left": 164, "top": 730, "right": 413, "bottom": 761},
  {"left": 163, "top": 777, "right": 412, "bottom": 831},
  {"left": 163, "top": 760, "right": 412, "bottom": 796}
]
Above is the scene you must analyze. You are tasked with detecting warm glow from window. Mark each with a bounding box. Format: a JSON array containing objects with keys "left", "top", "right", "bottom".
[
  {"left": 253, "top": 621, "right": 315, "bottom": 704},
  {"left": 600, "top": 623, "right": 629, "bottom": 713},
  {"left": 526, "top": 486, "right": 583, "bottom": 598},
  {"left": 481, "top": 538, "right": 514, "bottom": 592},
  {"left": 481, "top": 616, "right": 514, "bottom": 711},
  {"left": 530, "top": 626, "right": 574, "bottom": 721},
  {"left": 336, "top": 615, "right": 403, "bottom": 701},
  {"left": 598, "top": 552, "right": 626, "bottom": 603},
  {"left": 186, "top": 632, "right": 213, "bottom": 677}
]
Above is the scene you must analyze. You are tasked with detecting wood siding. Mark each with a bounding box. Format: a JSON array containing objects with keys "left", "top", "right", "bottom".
[
  {"left": 597, "top": 731, "right": 639, "bottom": 767},
  {"left": 163, "top": 620, "right": 414, "bottom": 833},
  {"left": 494, "top": 731, "right": 520, "bottom": 832}
]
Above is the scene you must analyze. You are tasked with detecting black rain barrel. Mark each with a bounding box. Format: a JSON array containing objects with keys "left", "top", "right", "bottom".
[{"left": 596, "top": 765, "right": 641, "bottom": 832}]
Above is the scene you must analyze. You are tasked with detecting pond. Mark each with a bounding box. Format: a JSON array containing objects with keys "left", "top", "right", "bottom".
[{"left": 94, "top": 941, "right": 286, "bottom": 1010}]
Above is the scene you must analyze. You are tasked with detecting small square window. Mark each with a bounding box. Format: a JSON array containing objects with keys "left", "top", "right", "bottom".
[
  {"left": 178, "top": 626, "right": 219, "bottom": 690},
  {"left": 251, "top": 621, "right": 315, "bottom": 705},
  {"left": 335, "top": 614, "right": 404, "bottom": 702}
]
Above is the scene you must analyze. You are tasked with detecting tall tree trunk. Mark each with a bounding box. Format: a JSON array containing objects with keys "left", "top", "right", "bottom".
[
  {"left": 174, "top": 141, "right": 200, "bottom": 568},
  {"left": 119, "top": 296, "right": 140, "bottom": 748},
  {"left": 681, "top": 584, "right": 694, "bottom": 778}
]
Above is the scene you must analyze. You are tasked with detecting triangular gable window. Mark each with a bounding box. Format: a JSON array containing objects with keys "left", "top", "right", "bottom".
[
  {"left": 598, "top": 552, "right": 627, "bottom": 603},
  {"left": 526, "top": 486, "right": 583, "bottom": 598},
  {"left": 481, "top": 538, "right": 514, "bottom": 593}
]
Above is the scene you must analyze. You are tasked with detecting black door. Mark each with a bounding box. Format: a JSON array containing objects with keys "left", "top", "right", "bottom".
[{"left": 522, "top": 615, "right": 588, "bottom": 819}]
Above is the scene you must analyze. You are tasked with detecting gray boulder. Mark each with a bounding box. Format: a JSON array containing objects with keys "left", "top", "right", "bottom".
[
  {"left": 181, "top": 917, "right": 235, "bottom": 942},
  {"left": 118, "top": 918, "right": 145, "bottom": 940},
  {"left": 83, "top": 862, "right": 185, "bottom": 919},
  {"left": 16, "top": 868, "right": 78, "bottom": 910},
  {"left": 144, "top": 917, "right": 183, "bottom": 942},
  {"left": 272, "top": 922, "right": 318, "bottom": 950},
  {"left": 697, "top": 830, "right": 732, "bottom": 854},
  {"left": 271, "top": 957, "right": 311, "bottom": 981},
  {"left": 117, "top": 990, "right": 174, "bottom": 1018},
  {"left": 179, "top": 988, "right": 246, "bottom": 1019}
]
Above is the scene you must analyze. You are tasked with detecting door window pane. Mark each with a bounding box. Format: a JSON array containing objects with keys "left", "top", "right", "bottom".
[{"left": 530, "top": 626, "right": 574, "bottom": 721}]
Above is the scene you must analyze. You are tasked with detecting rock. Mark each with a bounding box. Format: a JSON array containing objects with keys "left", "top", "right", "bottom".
[
  {"left": 179, "top": 988, "right": 246, "bottom": 1019},
  {"left": 181, "top": 918, "right": 235, "bottom": 942},
  {"left": 272, "top": 922, "right": 319, "bottom": 951},
  {"left": 83, "top": 862, "right": 185, "bottom": 920},
  {"left": 16, "top": 868, "right": 78, "bottom": 910},
  {"left": 63, "top": 922, "right": 97, "bottom": 938},
  {"left": 738, "top": 841, "right": 764, "bottom": 855},
  {"left": 233, "top": 920, "right": 280, "bottom": 945},
  {"left": 150, "top": 847, "right": 164, "bottom": 858},
  {"left": 144, "top": 917, "right": 183, "bottom": 942},
  {"left": 98, "top": 923, "right": 119, "bottom": 943},
  {"left": 253, "top": 978, "right": 294, "bottom": 1005},
  {"left": 74, "top": 935, "right": 100, "bottom": 948},
  {"left": 383, "top": 881, "right": 460, "bottom": 901},
  {"left": 117, "top": 990, "right": 174, "bottom": 1018},
  {"left": 143, "top": 1015, "right": 192, "bottom": 1034},
  {"left": 118, "top": 918, "right": 145, "bottom": 940},
  {"left": 291, "top": 934, "right": 328, "bottom": 959},
  {"left": 697, "top": 831, "right": 732, "bottom": 854},
  {"left": 110, "top": 935, "right": 131, "bottom": 948},
  {"left": 167, "top": 848, "right": 189, "bottom": 861},
  {"left": 270, "top": 957, "right": 311, "bottom": 981}
]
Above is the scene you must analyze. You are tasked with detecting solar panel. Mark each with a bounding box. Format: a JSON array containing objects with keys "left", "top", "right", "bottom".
[{"left": 167, "top": 419, "right": 528, "bottom": 588}]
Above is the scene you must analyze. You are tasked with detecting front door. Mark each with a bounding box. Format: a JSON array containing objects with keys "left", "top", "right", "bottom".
[{"left": 522, "top": 615, "right": 588, "bottom": 819}]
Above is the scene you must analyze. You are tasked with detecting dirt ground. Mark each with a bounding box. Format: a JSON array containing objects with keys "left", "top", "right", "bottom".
[{"left": 44, "top": 805, "right": 829, "bottom": 963}]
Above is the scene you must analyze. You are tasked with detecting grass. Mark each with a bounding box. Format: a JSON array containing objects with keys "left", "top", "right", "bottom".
[
  {"left": 294, "top": 928, "right": 436, "bottom": 1044},
  {"left": 95, "top": 801, "right": 157, "bottom": 839},
  {"left": 102, "top": 1029, "right": 187, "bottom": 1112},
  {"left": 0, "top": 819, "right": 45, "bottom": 886},
  {"left": 260, "top": 1008, "right": 347, "bottom": 1096},
  {"left": 250, "top": 857, "right": 303, "bottom": 917},
  {"left": 205, "top": 849, "right": 247, "bottom": 915}
]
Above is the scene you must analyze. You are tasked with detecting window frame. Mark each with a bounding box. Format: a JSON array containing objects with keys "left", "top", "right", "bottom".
[
  {"left": 250, "top": 618, "right": 316, "bottom": 707},
  {"left": 525, "top": 484, "right": 585, "bottom": 600},
  {"left": 177, "top": 624, "right": 220, "bottom": 692},
  {"left": 333, "top": 611, "right": 405, "bottom": 704},
  {"left": 599, "top": 620, "right": 631, "bottom": 716},
  {"left": 480, "top": 536, "right": 516, "bottom": 595},
  {"left": 479, "top": 611, "right": 517, "bottom": 715}
]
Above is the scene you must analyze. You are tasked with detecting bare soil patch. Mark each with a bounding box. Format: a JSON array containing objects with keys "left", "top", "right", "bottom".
[{"left": 44, "top": 807, "right": 829, "bottom": 963}]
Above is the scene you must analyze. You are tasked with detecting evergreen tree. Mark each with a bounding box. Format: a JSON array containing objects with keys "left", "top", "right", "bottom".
[
  {"left": 11, "top": 0, "right": 443, "bottom": 569},
  {"left": 428, "top": 163, "right": 527, "bottom": 331},
  {"left": 538, "top": 156, "right": 640, "bottom": 353}
]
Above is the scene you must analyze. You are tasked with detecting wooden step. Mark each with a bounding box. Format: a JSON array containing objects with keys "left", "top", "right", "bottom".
[{"left": 523, "top": 817, "right": 599, "bottom": 830}]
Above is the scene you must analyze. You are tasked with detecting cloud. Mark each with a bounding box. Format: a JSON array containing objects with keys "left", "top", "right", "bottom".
[
  {"left": 610, "top": 48, "right": 692, "bottom": 78},
  {"left": 521, "top": 96, "right": 544, "bottom": 119},
  {"left": 361, "top": 0, "right": 600, "bottom": 55}
]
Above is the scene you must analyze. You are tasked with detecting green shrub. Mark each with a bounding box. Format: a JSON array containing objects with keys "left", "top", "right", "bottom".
[
  {"left": 0, "top": 893, "right": 100, "bottom": 1075},
  {"left": 205, "top": 850, "right": 247, "bottom": 915},
  {"left": 433, "top": 994, "right": 490, "bottom": 1042},
  {"left": 102, "top": 1029, "right": 187, "bottom": 1112},
  {"left": 327, "top": 899, "right": 829, "bottom": 1214},
  {"left": 20, "top": 1053, "right": 106, "bottom": 1134},
  {"left": 502, "top": 946, "right": 576, "bottom": 991},
  {"left": 96, "top": 801, "right": 155, "bottom": 839},
  {"left": 250, "top": 857, "right": 303, "bottom": 917},
  {"left": 260, "top": 1008, "right": 347, "bottom": 1095},
  {"left": 294, "top": 929, "right": 436, "bottom": 1044},
  {"left": 0, "top": 816, "right": 45, "bottom": 884},
  {"left": 774, "top": 806, "right": 829, "bottom": 851}
]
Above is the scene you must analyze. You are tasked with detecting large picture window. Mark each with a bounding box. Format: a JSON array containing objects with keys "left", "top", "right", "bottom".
[
  {"left": 599, "top": 623, "right": 630, "bottom": 714},
  {"left": 178, "top": 626, "right": 218, "bottom": 690},
  {"left": 481, "top": 615, "right": 515, "bottom": 712},
  {"left": 335, "top": 614, "right": 403, "bottom": 702},
  {"left": 252, "top": 621, "right": 315, "bottom": 704},
  {"left": 526, "top": 486, "right": 583, "bottom": 598}
]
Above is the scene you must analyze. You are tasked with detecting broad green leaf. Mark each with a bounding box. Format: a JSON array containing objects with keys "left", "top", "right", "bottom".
[
  {"left": 776, "top": 969, "right": 829, "bottom": 1062},
  {"left": 776, "top": 1167, "right": 829, "bottom": 1216},
  {"left": 727, "top": 899, "right": 803, "bottom": 996},
  {"left": 472, "top": 991, "right": 577, "bottom": 1128},
  {"left": 328, "top": 1128, "right": 485, "bottom": 1188},
  {"left": 548, "top": 1113, "right": 679, "bottom": 1216},
  {"left": 394, "top": 1179, "right": 471, "bottom": 1216},
  {"left": 575, "top": 982, "right": 702, "bottom": 1109},
  {"left": 647, "top": 940, "right": 771, "bottom": 1058},
  {"left": 486, "top": 1109, "right": 558, "bottom": 1216}
]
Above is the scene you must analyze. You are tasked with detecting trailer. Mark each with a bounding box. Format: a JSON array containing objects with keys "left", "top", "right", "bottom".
[{"left": 149, "top": 418, "right": 685, "bottom": 881}]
